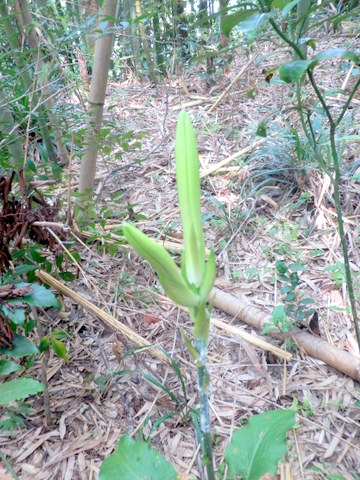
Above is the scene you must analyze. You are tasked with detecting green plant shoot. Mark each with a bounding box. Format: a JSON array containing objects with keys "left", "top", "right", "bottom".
[{"left": 122, "top": 110, "right": 216, "bottom": 479}]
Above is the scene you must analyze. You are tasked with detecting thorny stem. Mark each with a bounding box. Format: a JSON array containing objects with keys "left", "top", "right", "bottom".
[{"left": 267, "top": 13, "right": 360, "bottom": 351}]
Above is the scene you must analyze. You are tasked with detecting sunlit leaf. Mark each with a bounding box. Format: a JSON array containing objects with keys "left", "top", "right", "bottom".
[
  {"left": 225, "top": 409, "right": 296, "bottom": 480},
  {"left": 278, "top": 60, "right": 312, "bottom": 83},
  {"left": 221, "top": 9, "right": 258, "bottom": 36},
  {"left": 51, "top": 338, "right": 69, "bottom": 361}
]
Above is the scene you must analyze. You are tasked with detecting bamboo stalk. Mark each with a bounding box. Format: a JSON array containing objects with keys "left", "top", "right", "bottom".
[{"left": 210, "top": 287, "right": 360, "bottom": 381}]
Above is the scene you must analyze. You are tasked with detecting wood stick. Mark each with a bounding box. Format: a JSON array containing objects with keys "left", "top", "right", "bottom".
[
  {"left": 210, "top": 287, "right": 360, "bottom": 382},
  {"left": 207, "top": 52, "right": 260, "bottom": 114},
  {"left": 200, "top": 139, "right": 266, "bottom": 178},
  {"left": 35, "top": 270, "right": 171, "bottom": 365}
]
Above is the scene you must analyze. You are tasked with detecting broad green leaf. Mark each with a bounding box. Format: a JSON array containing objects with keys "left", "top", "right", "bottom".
[
  {"left": 221, "top": 9, "right": 258, "bottom": 36},
  {"left": 281, "top": 0, "right": 301, "bottom": 17},
  {"left": 272, "top": 0, "right": 293, "bottom": 9},
  {"left": 311, "top": 48, "right": 359, "bottom": 66},
  {"left": 1, "top": 305, "right": 26, "bottom": 326},
  {"left": 0, "top": 334, "right": 39, "bottom": 358},
  {"left": 222, "top": 11, "right": 270, "bottom": 36},
  {"left": 51, "top": 338, "right": 69, "bottom": 361},
  {"left": 0, "top": 360, "right": 21, "bottom": 375},
  {"left": 225, "top": 409, "right": 296, "bottom": 480},
  {"left": 176, "top": 111, "right": 205, "bottom": 288},
  {"left": 122, "top": 223, "right": 199, "bottom": 307},
  {"left": 99, "top": 435, "right": 178, "bottom": 480},
  {"left": 278, "top": 60, "right": 312, "bottom": 83},
  {"left": 21, "top": 283, "right": 61, "bottom": 308},
  {"left": 0, "top": 378, "right": 44, "bottom": 405}
]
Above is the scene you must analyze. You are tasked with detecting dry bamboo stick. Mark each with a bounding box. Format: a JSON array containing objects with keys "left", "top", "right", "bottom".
[
  {"left": 212, "top": 317, "right": 292, "bottom": 361},
  {"left": 171, "top": 99, "right": 210, "bottom": 111},
  {"left": 200, "top": 139, "right": 266, "bottom": 178},
  {"left": 35, "top": 270, "right": 171, "bottom": 365},
  {"left": 210, "top": 287, "right": 360, "bottom": 382}
]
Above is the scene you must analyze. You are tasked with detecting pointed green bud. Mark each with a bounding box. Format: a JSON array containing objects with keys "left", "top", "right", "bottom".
[
  {"left": 176, "top": 111, "right": 205, "bottom": 288},
  {"left": 122, "top": 222, "right": 199, "bottom": 307}
]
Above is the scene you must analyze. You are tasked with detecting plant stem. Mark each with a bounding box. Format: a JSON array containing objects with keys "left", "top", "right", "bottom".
[
  {"left": 195, "top": 338, "right": 215, "bottom": 480},
  {"left": 268, "top": 13, "right": 360, "bottom": 351},
  {"left": 329, "top": 128, "right": 360, "bottom": 349}
]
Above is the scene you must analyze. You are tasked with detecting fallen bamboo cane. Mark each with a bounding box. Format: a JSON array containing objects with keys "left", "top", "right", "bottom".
[
  {"left": 35, "top": 269, "right": 171, "bottom": 365},
  {"left": 210, "top": 287, "right": 360, "bottom": 382}
]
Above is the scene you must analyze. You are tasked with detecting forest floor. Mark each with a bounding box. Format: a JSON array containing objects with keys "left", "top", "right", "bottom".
[{"left": 1, "top": 26, "right": 360, "bottom": 480}]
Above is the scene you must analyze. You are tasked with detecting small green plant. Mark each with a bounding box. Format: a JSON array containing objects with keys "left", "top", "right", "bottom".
[
  {"left": 291, "top": 396, "right": 315, "bottom": 418},
  {"left": 263, "top": 261, "right": 316, "bottom": 334},
  {"left": 221, "top": 0, "right": 360, "bottom": 350},
  {"left": 0, "top": 274, "right": 61, "bottom": 414},
  {"left": 99, "top": 112, "right": 295, "bottom": 480}
]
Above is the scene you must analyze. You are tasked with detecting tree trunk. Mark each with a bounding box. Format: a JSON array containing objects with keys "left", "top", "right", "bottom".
[
  {"left": 134, "top": 0, "right": 157, "bottom": 83},
  {"left": 78, "top": 0, "right": 117, "bottom": 200},
  {"left": 128, "top": 0, "right": 144, "bottom": 81}
]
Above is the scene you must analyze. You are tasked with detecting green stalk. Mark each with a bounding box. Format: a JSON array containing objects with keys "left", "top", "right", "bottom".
[
  {"left": 193, "top": 307, "right": 215, "bottom": 480},
  {"left": 267, "top": 12, "right": 360, "bottom": 351},
  {"left": 329, "top": 127, "right": 360, "bottom": 348}
]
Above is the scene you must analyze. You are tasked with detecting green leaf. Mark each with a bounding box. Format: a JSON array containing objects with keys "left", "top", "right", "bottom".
[
  {"left": 176, "top": 111, "right": 205, "bottom": 288},
  {"left": 59, "top": 271, "right": 75, "bottom": 281},
  {"left": 280, "top": 0, "right": 301, "bottom": 17},
  {"left": 0, "top": 334, "right": 39, "bottom": 358},
  {"left": 7, "top": 264, "right": 38, "bottom": 280},
  {"left": 0, "top": 378, "right": 44, "bottom": 405},
  {"left": 39, "top": 337, "right": 50, "bottom": 353},
  {"left": 1, "top": 305, "right": 26, "bottom": 326},
  {"left": 122, "top": 223, "right": 199, "bottom": 307},
  {"left": 221, "top": 9, "right": 259, "bottom": 36},
  {"left": 51, "top": 338, "right": 69, "bottom": 361},
  {"left": 225, "top": 409, "right": 296, "bottom": 480},
  {"left": 0, "top": 360, "right": 22, "bottom": 375},
  {"left": 311, "top": 48, "right": 359, "bottom": 66},
  {"left": 299, "top": 298, "right": 314, "bottom": 305},
  {"left": 99, "top": 435, "right": 178, "bottom": 480},
  {"left": 20, "top": 283, "right": 61, "bottom": 308},
  {"left": 275, "top": 261, "right": 287, "bottom": 275},
  {"left": 270, "top": 305, "right": 287, "bottom": 324},
  {"left": 271, "top": 0, "right": 293, "bottom": 8},
  {"left": 256, "top": 118, "right": 267, "bottom": 137},
  {"left": 53, "top": 330, "right": 72, "bottom": 340},
  {"left": 278, "top": 60, "right": 312, "bottom": 83}
]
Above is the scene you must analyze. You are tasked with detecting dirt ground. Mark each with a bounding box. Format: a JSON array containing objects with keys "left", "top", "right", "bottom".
[{"left": 0, "top": 25, "right": 359, "bottom": 480}]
